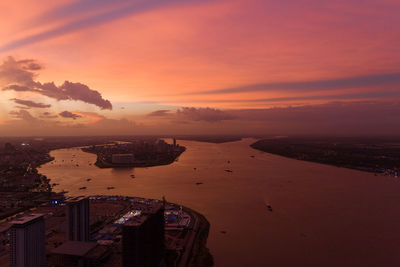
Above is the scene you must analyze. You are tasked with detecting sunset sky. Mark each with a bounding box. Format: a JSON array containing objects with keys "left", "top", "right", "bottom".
[{"left": 0, "top": 0, "right": 400, "bottom": 135}]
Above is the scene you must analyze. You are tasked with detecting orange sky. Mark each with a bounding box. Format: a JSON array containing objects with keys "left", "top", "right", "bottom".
[{"left": 0, "top": 0, "right": 400, "bottom": 135}]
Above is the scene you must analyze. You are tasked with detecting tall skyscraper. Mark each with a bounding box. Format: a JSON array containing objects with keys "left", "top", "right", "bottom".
[
  {"left": 9, "top": 213, "right": 46, "bottom": 267},
  {"left": 66, "top": 196, "right": 89, "bottom": 241},
  {"left": 122, "top": 204, "right": 165, "bottom": 267}
]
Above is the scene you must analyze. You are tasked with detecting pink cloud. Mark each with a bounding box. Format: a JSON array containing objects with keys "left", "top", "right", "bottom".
[{"left": 1, "top": 56, "right": 112, "bottom": 109}]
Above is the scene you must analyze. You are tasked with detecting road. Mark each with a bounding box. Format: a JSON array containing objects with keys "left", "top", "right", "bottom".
[{"left": 177, "top": 210, "right": 200, "bottom": 267}]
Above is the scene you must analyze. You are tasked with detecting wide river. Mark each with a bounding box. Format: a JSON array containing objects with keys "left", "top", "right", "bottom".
[{"left": 39, "top": 138, "right": 400, "bottom": 266}]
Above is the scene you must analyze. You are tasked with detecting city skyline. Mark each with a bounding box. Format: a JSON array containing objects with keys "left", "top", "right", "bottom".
[{"left": 1, "top": 0, "right": 400, "bottom": 135}]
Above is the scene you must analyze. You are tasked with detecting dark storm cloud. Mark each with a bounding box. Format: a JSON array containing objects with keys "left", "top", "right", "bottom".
[
  {"left": 1, "top": 57, "right": 112, "bottom": 110},
  {"left": 0, "top": 0, "right": 210, "bottom": 52},
  {"left": 190, "top": 73, "right": 400, "bottom": 95},
  {"left": 176, "top": 107, "right": 236, "bottom": 122},
  {"left": 11, "top": 98, "right": 51, "bottom": 108},
  {"left": 59, "top": 111, "right": 82, "bottom": 120}
]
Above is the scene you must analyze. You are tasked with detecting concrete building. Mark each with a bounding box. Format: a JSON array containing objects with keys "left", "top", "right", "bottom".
[
  {"left": 111, "top": 154, "right": 134, "bottom": 164},
  {"left": 9, "top": 213, "right": 45, "bottom": 267},
  {"left": 51, "top": 241, "right": 110, "bottom": 267},
  {"left": 66, "top": 196, "right": 90, "bottom": 242},
  {"left": 122, "top": 204, "right": 165, "bottom": 267}
]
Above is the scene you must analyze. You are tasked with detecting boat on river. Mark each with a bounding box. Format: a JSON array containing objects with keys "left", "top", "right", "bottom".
[{"left": 265, "top": 201, "right": 273, "bottom": 211}]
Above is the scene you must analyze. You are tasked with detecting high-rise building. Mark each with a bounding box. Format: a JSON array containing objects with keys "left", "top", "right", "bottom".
[
  {"left": 9, "top": 213, "right": 46, "bottom": 267},
  {"left": 122, "top": 204, "right": 165, "bottom": 267},
  {"left": 66, "top": 196, "right": 89, "bottom": 242}
]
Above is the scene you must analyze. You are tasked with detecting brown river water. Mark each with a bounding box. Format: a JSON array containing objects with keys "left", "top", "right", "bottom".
[{"left": 38, "top": 138, "right": 400, "bottom": 266}]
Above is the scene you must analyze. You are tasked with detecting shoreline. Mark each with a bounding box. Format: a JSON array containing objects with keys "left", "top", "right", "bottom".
[
  {"left": 84, "top": 147, "right": 186, "bottom": 169},
  {"left": 250, "top": 139, "right": 400, "bottom": 176}
]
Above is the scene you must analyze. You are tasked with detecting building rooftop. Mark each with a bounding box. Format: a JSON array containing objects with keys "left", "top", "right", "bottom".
[
  {"left": 124, "top": 203, "right": 163, "bottom": 226},
  {"left": 10, "top": 213, "right": 44, "bottom": 226},
  {"left": 66, "top": 196, "right": 88, "bottom": 203},
  {"left": 52, "top": 241, "right": 97, "bottom": 257},
  {"left": 0, "top": 223, "right": 11, "bottom": 233},
  {"left": 124, "top": 214, "right": 148, "bottom": 226}
]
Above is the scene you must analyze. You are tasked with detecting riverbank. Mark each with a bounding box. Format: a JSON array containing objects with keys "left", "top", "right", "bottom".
[
  {"left": 250, "top": 137, "right": 400, "bottom": 176},
  {"left": 92, "top": 152, "right": 186, "bottom": 168},
  {"left": 185, "top": 207, "right": 214, "bottom": 267},
  {"left": 174, "top": 135, "right": 242, "bottom": 143},
  {"left": 82, "top": 141, "right": 186, "bottom": 168}
]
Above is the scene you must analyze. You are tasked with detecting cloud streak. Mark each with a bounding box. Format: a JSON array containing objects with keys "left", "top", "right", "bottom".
[
  {"left": 147, "top": 109, "right": 171, "bottom": 116},
  {"left": 176, "top": 107, "right": 236, "bottom": 122},
  {"left": 190, "top": 73, "right": 400, "bottom": 95},
  {"left": 1, "top": 0, "right": 210, "bottom": 52},
  {"left": 11, "top": 98, "right": 51, "bottom": 108},
  {"left": 9, "top": 110, "right": 37, "bottom": 122},
  {"left": 31, "top": 0, "right": 131, "bottom": 26},
  {"left": 182, "top": 91, "right": 400, "bottom": 104},
  {"left": 40, "top": 112, "right": 58, "bottom": 119}
]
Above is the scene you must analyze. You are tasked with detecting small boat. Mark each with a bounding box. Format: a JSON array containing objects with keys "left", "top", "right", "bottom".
[
  {"left": 220, "top": 231, "right": 227, "bottom": 234},
  {"left": 224, "top": 169, "right": 233, "bottom": 173},
  {"left": 193, "top": 167, "right": 197, "bottom": 170},
  {"left": 195, "top": 182, "right": 203, "bottom": 185},
  {"left": 107, "top": 186, "right": 115, "bottom": 190},
  {"left": 265, "top": 201, "right": 273, "bottom": 211},
  {"left": 250, "top": 155, "right": 255, "bottom": 158},
  {"left": 79, "top": 186, "right": 87, "bottom": 190},
  {"left": 130, "top": 174, "right": 135, "bottom": 178},
  {"left": 86, "top": 178, "right": 92, "bottom": 182}
]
